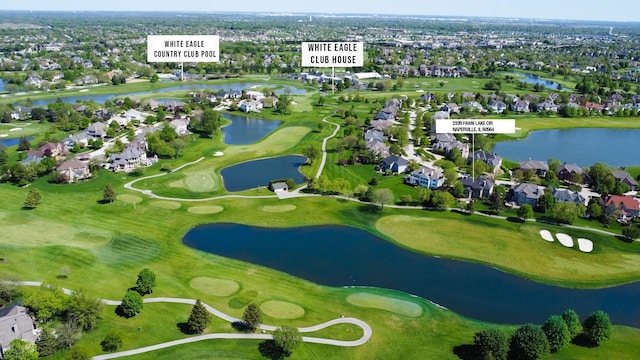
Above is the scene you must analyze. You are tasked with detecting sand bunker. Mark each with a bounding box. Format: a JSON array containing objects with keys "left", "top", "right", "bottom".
[
  {"left": 577, "top": 238, "right": 593, "bottom": 253},
  {"left": 539, "top": 230, "right": 554, "bottom": 242},
  {"left": 213, "top": 151, "right": 224, "bottom": 157},
  {"left": 555, "top": 233, "right": 574, "bottom": 248}
]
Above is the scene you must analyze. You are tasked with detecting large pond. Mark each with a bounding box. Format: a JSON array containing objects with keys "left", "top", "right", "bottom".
[
  {"left": 0, "top": 137, "right": 32, "bottom": 148},
  {"left": 221, "top": 114, "right": 282, "bottom": 145},
  {"left": 27, "top": 82, "right": 305, "bottom": 107},
  {"left": 183, "top": 224, "right": 640, "bottom": 327},
  {"left": 493, "top": 128, "right": 640, "bottom": 167},
  {"left": 219, "top": 155, "right": 307, "bottom": 192},
  {"left": 514, "top": 72, "right": 563, "bottom": 90}
]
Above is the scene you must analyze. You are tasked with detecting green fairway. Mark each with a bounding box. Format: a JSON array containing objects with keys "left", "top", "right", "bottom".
[
  {"left": 190, "top": 277, "right": 240, "bottom": 296},
  {"left": 347, "top": 293, "right": 423, "bottom": 318},
  {"left": 260, "top": 300, "right": 306, "bottom": 319},
  {"left": 376, "top": 214, "right": 640, "bottom": 288}
]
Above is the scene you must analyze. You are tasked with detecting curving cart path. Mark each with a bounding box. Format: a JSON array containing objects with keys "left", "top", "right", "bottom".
[{"left": 11, "top": 282, "right": 372, "bottom": 359}]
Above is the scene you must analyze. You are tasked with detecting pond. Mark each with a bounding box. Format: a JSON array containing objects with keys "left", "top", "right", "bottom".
[
  {"left": 0, "top": 79, "right": 4, "bottom": 91},
  {"left": 221, "top": 114, "right": 282, "bottom": 145},
  {"left": 492, "top": 128, "right": 640, "bottom": 167},
  {"left": 27, "top": 82, "right": 306, "bottom": 107},
  {"left": 182, "top": 223, "right": 640, "bottom": 327},
  {"left": 514, "top": 72, "right": 563, "bottom": 90},
  {"left": 0, "top": 137, "right": 32, "bottom": 148},
  {"left": 219, "top": 155, "right": 307, "bottom": 192}
]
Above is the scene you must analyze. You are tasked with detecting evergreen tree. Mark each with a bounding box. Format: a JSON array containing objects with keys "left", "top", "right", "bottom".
[
  {"left": 242, "top": 303, "right": 262, "bottom": 331},
  {"left": 187, "top": 299, "right": 211, "bottom": 334},
  {"left": 0, "top": 147, "right": 8, "bottom": 166},
  {"left": 23, "top": 188, "right": 42, "bottom": 209},
  {"left": 17, "top": 136, "right": 31, "bottom": 151},
  {"left": 36, "top": 328, "right": 58, "bottom": 357}
]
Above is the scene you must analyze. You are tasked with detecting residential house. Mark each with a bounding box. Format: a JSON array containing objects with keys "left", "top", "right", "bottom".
[
  {"left": 511, "top": 183, "right": 545, "bottom": 207},
  {"left": 487, "top": 100, "right": 507, "bottom": 113},
  {"left": 510, "top": 100, "right": 531, "bottom": 113},
  {"left": 471, "top": 150, "right": 502, "bottom": 169},
  {"left": 21, "top": 142, "right": 67, "bottom": 165},
  {"left": 460, "top": 176, "right": 494, "bottom": 199},
  {"left": 431, "top": 133, "right": 456, "bottom": 144},
  {"left": 106, "top": 116, "right": 130, "bottom": 128},
  {"left": 552, "top": 188, "right": 587, "bottom": 206},
  {"left": 245, "top": 90, "right": 266, "bottom": 101},
  {"left": 122, "top": 109, "right": 146, "bottom": 122},
  {"left": 433, "top": 140, "right": 469, "bottom": 159},
  {"left": 270, "top": 182, "right": 288, "bottom": 193},
  {"left": 169, "top": 118, "right": 190, "bottom": 135},
  {"left": 62, "top": 132, "right": 89, "bottom": 147},
  {"left": 519, "top": 160, "right": 549, "bottom": 177},
  {"left": 439, "top": 103, "right": 460, "bottom": 114},
  {"left": 56, "top": 159, "right": 91, "bottom": 183},
  {"left": 405, "top": 166, "right": 445, "bottom": 189},
  {"left": 239, "top": 99, "right": 262, "bottom": 113},
  {"left": 380, "top": 155, "right": 410, "bottom": 174},
  {"left": 0, "top": 305, "right": 38, "bottom": 355},
  {"left": 369, "top": 119, "right": 394, "bottom": 131},
  {"left": 364, "top": 129, "right": 387, "bottom": 143},
  {"left": 86, "top": 122, "right": 108, "bottom": 139},
  {"left": 601, "top": 194, "right": 640, "bottom": 222},
  {"left": 432, "top": 110, "right": 450, "bottom": 120},
  {"left": 10, "top": 106, "right": 32, "bottom": 120},
  {"left": 365, "top": 140, "right": 390, "bottom": 158},
  {"left": 461, "top": 101, "right": 484, "bottom": 113},
  {"left": 536, "top": 100, "right": 558, "bottom": 112},
  {"left": 108, "top": 143, "right": 156, "bottom": 172},
  {"left": 557, "top": 163, "right": 586, "bottom": 182},
  {"left": 613, "top": 170, "right": 638, "bottom": 191}
]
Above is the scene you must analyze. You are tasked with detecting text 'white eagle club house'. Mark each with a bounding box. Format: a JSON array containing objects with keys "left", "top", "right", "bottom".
[
  {"left": 302, "top": 41, "right": 364, "bottom": 67},
  {"left": 435, "top": 119, "right": 516, "bottom": 134},
  {"left": 147, "top": 35, "right": 220, "bottom": 63}
]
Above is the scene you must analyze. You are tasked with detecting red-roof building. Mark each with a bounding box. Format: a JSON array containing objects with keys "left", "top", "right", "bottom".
[{"left": 602, "top": 195, "right": 640, "bottom": 221}]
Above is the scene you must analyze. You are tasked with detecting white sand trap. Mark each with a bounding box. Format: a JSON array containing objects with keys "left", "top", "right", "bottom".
[
  {"left": 539, "top": 230, "right": 554, "bottom": 242},
  {"left": 79, "top": 89, "right": 89, "bottom": 92},
  {"left": 291, "top": 101, "right": 298, "bottom": 105},
  {"left": 213, "top": 151, "right": 224, "bottom": 157},
  {"left": 556, "top": 233, "right": 574, "bottom": 247},
  {"left": 577, "top": 238, "right": 593, "bottom": 253},
  {"left": 9, "top": 128, "right": 22, "bottom": 132},
  {"left": 416, "top": 89, "right": 424, "bottom": 93},
  {"left": 0, "top": 134, "right": 7, "bottom": 137}
]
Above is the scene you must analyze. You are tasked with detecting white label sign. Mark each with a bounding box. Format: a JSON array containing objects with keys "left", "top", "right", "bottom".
[
  {"left": 301, "top": 42, "right": 363, "bottom": 67},
  {"left": 147, "top": 35, "right": 219, "bottom": 63},
  {"left": 435, "top": 119, "right": 516, "bottom": 134}
]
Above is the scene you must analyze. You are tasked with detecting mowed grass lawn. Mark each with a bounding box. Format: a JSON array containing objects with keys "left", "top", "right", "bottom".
[{"left": 376, "top": 214, "right": 640, "bottom": 288}]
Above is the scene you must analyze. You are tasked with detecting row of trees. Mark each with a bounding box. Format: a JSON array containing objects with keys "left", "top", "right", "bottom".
[{"left": 472, "top": 309, "right": 612, "bottom": 360}]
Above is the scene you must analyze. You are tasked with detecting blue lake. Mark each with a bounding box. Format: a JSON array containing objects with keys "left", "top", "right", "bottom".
[
  {"left": 182, "top": 223, "right": 640, "bottom": 327},
  {"left": 515, "top": 72, "right": 563, "bottom": 90},
  {"left": 493, "top": 128, "right": 640, "bottom": 167},
  {"left": 0, "top": 79, "right": 4, "bottom": 91},
  {"left": 0, "top": 137, "right": 32, "bottom": 148},
  {"left": 220, "top": 155, "right": 307, "bottom": 192},
  {"left": 221, "top": 114, "right": 282, "bottom": 145},
  {"left": 27, "top": 82, "right": 306, "bottom": 107}
]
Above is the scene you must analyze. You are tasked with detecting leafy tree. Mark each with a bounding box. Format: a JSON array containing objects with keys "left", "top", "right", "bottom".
[
  {"left": 17, "top": 136, "right": 31, "bottom": 151},
  {"left": 542, "top": 315, "right": 570, "bottom": 352},
  {"left": 372, "top": 188, "right": 394, "bottom": 209},
  {"left": 549, "top": 202, "right": 584, "bottom": 224},
  {"left": 586, "top": 200, "right": 604, "bottom": 221},
  {"left": 36, "top": 328, "right": 58, "bottom": 357},
  {"left": 199, "top": 109, "right": 221, "bottom": 137},
  {"left": 451, "top": 181, "right": 465, "bottom": 198},
  {"left": 63, "top": 347, "right": 90, "bottom": 360},
  {"left": 509, "top": 323, "right": 550, "bottom": 360},
  {"left": 272, "top": 326, "right": 302, "bottom": 357},
  {"left": 430, "top": 190, "right": 455, "bottom": 208},
  {"left": 136, "top": 268, "right": 157, "bottom": 295},
  {"left": 187, "top": 299, "right": 211, "bottom": 334},
  {"left": 582, "top": 310, "right": 612, "bottom": 346},
  {"left": 23, "top": 188, "right": 41, "bottom": 209},
  {"left": 102, "top": 183, "right": 116, "bottom": 203},
  {"left": 67, "top": 289, "right": 103, "bottom": 331},
  {"left": 119, "top": 290, "right": 143, "bottom": 318},
  {"left": 274, "top": 95, "right": 292, "bottom": 114},
  {"left": 538, "top": 192, "right": 555, "bottom": 213},
  {"left": 302, "top": 144, "right": 320, "bottom": 164},
  {"left": 622, "top": 227, "right": 640, "bottom": 241},
  {"left": 517, "top": 204, "right": 534, "bottom": 221},
  {"left": 473, "top": 328, "right": 508, "bottom": 360},
  {"left": 0, "top": 281, "right": 20, "bottom": 304},
  {"left": 561, "top": 309, "right": 582, "bottom": 339},
  {"left": 150, "top": 73, "right": 159, "bottom": 83},
  {"left": 3, "top": 339, "right": 38, "bottom": 360},
  {"left": 100, "top": 331, "right": 123, "bottom": 352},
  {"left": 24, "top": 284, "right": 65, "bottom": 322},
  {"left": 56, "top": 320, "right": 80, "bottom": 350},
  {"left": 242, "top": 303, "right": 262, "bottom": 331}
]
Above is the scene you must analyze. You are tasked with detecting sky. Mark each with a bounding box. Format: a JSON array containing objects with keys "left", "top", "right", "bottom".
[{"left": 4, "top": 0, "right": 640, "bottom": 22}]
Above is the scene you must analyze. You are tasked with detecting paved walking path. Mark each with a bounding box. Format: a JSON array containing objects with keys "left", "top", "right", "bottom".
[{"left": 11, "top": 282, "right": 372, "bottom": 359}]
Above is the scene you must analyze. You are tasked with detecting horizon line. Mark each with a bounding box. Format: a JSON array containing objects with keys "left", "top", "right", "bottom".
[{"left": 0, "top": 9, "right": 637, "bottom": 24}]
